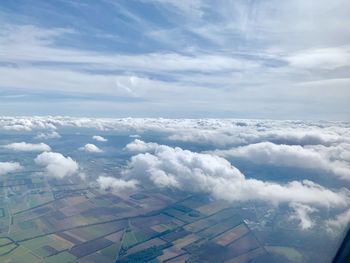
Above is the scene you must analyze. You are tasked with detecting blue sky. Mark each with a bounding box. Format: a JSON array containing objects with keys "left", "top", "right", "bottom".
[{"left": 0, "top": 0, "right": 349, "bottom": 119}]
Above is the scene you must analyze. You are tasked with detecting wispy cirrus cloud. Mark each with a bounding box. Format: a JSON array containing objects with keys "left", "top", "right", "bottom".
[{"left": 0, "top": 0, "right": 349, "bottom": 118}]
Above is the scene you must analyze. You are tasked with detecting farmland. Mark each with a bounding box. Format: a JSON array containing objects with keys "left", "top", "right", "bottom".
[
  {"left": 0, "top": 166, "right": 275, "bottom": 263},
  {"left": 0, "top": 132, "right": 341, "bottom": 263}
]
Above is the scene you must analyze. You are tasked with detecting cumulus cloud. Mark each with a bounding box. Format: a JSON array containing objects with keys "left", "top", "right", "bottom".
[
  {"left": 122, "top": 141, "right": 348, "bottom": 209},
  {"left": 215, "top": 142, "right": 350, "bottom": 180},
  {"left": 35, "top": 152, "right": 79, "bottom": 178},
  {"left": 289, "top": 203, "right": 318, "bottom": 230},
  {"left": 3, "top": 142, "right": 51, "bottom": 152},
  {"left": 92, "top": 135, "right": 108, "bottom": 142},
  {"left": 35, "top": 131, "right": 61, "bottom": 140},
  {"left": 0, "top": 162, "right": 22, "bottom": 175},
  {"left": 79, "top": 143, "right": 103, "bottom": 153},
  {"left": 124, "top": 139, "right": 159, "bottom": 153},
  {"left": 97, "top": 176, "right": 138, "bottom": 192}
]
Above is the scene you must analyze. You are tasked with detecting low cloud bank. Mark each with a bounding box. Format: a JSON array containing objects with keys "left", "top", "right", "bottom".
[
  {"left": 35, "top": 152, "right": 79, "bottom": 178},
  {"left": 215, "top": 142, "right": 350, "bottom": 180},
  {"left": 3, "top": 142, "right": 51, "bottom": 152},
  {"left": 1, "top": 117, "right": 349, "bottom": 149}
]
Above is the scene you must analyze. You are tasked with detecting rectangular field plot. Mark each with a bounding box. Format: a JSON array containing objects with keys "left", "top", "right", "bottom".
[
  {"left": 213, "top": 223, "right": 249, "bottom": 246},
  {"left": 69, "top": 237, "right": 113, "bottom": 258}
]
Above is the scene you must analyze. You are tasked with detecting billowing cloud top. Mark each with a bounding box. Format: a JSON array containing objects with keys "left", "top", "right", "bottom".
[
  {"left": 0, "top": 162, "right": 22, "bottom": 175},
  {"left": 79, "top": 143, "right": 103, "bottom": 153},
  {"left": 215, "top": 142, "right": 350, "bottom": 180},
  {"left": 92, "top": 135, "right": 107, "bottom": 142},
  {"left": 35, "top": 152, "right": 79, "bottom": 178},
  {"left": 122, "top": 140, "right": 348, "bottom": 209},
  {"left": 124, "top": 139, "right": 159, "bottom": 153},
  {"left": 3, "top": 142, "right": 51, "bottom": 152}
]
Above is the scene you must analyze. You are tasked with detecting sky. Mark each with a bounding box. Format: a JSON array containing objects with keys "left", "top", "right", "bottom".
[{"left": 0, "top": 0, "right": 349, "bottom": 120}]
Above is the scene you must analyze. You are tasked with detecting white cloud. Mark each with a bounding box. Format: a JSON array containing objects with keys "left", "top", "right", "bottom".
[
  {"left": 124, "top": 139, "right": 159, "bottom": 153},
  {"left": 3, "top": 142, "right": 51, "bottom": 152},
  {"left": 326, "top": 208, "right": 350, "bottom": 234},
  {"left": 79, "top": 143, "right": 103, "bottom": 153},
  {"left": 289, "top": 203, "right": 318, "bottom": 230},
  {"left": 0, "top": 162, "right": 22, "bottom": 175},
  {"left": 97, "top": 176, "right": 138, "bottom": 192},
  {"left": 92, "top": 135, "right": 107, "bottom": 142},
  {"left": 35, "top": 131, "right": 61, "bottom": 140},
  {"left": 129, "top": 134, "right": 141, "bottom": 138},
  {"left": 35, "top": 151, "right": 79, "bottom": 178},
  {"left": 287, "top": 46, "right": 350, "bottom": 70},
  {"left": 0, "top": 117, "right": 349, "bottom": 147},
  {"left": 122, "top": 141, "right": 348, "bottom": 208},
  {"left": 215, "top": 142, "right": 350, "bottom": 180}
]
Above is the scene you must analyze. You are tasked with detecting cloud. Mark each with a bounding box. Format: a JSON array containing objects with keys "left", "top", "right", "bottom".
[
  {"left": 1, "top": 19, "right": 350, "bottom": 119},
  {"left": 0, "top": 162, "right": 22, "bottom": 175},
  {"left": 79, "top": 143, "right": 103, "bottom": 153},
  {"left": 124, "top": 139, "right": 159, "bottom": 153},
  {"left": 34, "top": 151, "right": 79, "bottom": 178},
  {"left": 92, "top": 135, "right": 107, "bottom": 142},
  {"left": 326, "top": 208, "right": 350, "bottom": 234},
  {"left": 35, "top": 131, "right": 61, "bottom": 140},
  {"left": 215, "top": 142, "right": 350, "bottom": 180},
  {"left": 122, "top": 140, "right": 348, "bottom": 208},
  {"left": 129, "top": 134, "right": 141, "bottom": 138},
  {"left": 289, "top": 203, "right": 318, "bottom": 230},
  {"left": 0, "top": 117, "right": 349, "bottom": 147},
  {"left": 97, "top": 176, "right": 138, "bottom": 192},
  {"left": 3, "top": 142, "right": 51, "bottom": 152}
]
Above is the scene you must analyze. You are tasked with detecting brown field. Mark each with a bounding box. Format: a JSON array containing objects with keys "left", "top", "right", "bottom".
[
  {"left": 157, "top": 246, "right": 185, "bottom": 262},
  {"left": 105, "top": 230, "right": 124, "bottom": 242},
  {"left": 173, "top": 234, "right": 200, "bottom": 249},
  {"left": 184, "top": 218, "right": 212, "bottom": 233},
  {"left": 196, "top": 201, "right": 230, "bottom": 216},
  {"left": 213, "top": 224, "right": 249, "bottom": 246},
  {"left": 228, "top": 233, "right": 260, "bottom": 256}
]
